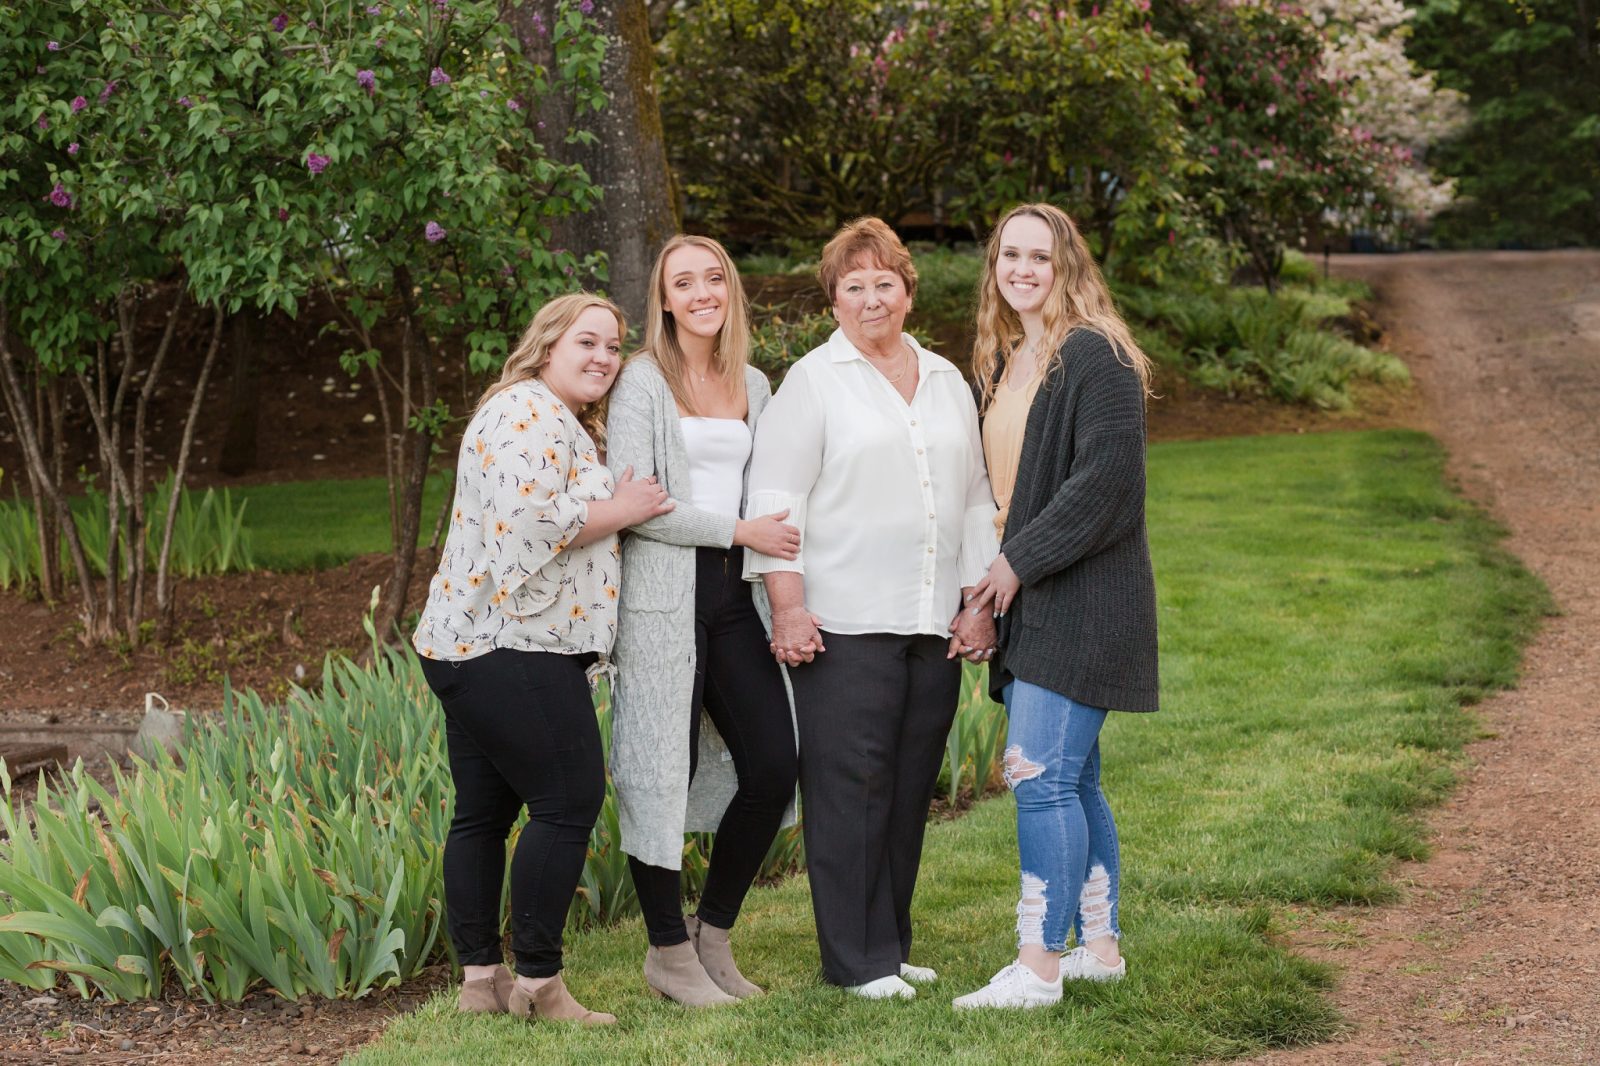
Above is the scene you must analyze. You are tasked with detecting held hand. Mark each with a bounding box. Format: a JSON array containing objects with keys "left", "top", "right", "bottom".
[
  {"left": 968, "top": 553, "right": 1022, "bottom": 618},
  {"left": 947, "top": 603, "right": 997, "bottom": 662},
  {"left": 769, "top": 606, "right": 825, "bottom": 666},
  {"left": 735, "top": 509, "right": 801, "bottom": 560},
  {"left": 611, "top": 466, "right": 674, "bottom": 525}
]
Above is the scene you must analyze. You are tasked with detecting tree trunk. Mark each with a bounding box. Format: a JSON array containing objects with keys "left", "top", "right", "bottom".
[
  {"left": 505, "top": 0, "right": 679, "bottom": 328},
  {"left": 369, "top": 266, "right": 439, "bottom": 646},
  {"left": 154, "top": 306, "right": 225, "bottom": 642},
  {"left": 0, "top": 301, "right": 101, "bottom": 633},
  {"left": 218, "top": 308, "right": 263, "bottom": 476}
]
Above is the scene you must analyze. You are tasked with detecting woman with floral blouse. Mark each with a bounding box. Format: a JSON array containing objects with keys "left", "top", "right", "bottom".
[{"left": 413, "top": 292, "right": 673, "bottom": 1026}]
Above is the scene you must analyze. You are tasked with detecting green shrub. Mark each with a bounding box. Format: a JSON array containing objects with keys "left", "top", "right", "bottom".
[
  {"left": 0, "top": 616, "right": 1006, "bottom": 1000},
  {"left": 0, "top": 472, "right": 256, "bottom": 592},
  {"left": 1122, "top": 280, "right": 1408, "bottom": 410},
  {"left": 0, "top": 489, "right": 40, "bottom": 593},
  {"left": 907, "top": 245, "right": 983, "bottom": 327},
  {"left": 940, "top": 664, "right": 1008, "bottom": 804},
  {"left": 748, "top": 308, "right": 837, "bottom": 383}
]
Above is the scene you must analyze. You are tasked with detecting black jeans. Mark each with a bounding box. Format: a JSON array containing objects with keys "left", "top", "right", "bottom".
[
  {"left": 421, "top": 648, "right": 605, "bottom": 978},
  {"left": 787, "top": 632, "right": 960, "bottom": 986},
  {"left": 629, "top": 546, "right": 798, "bottom": 947}
]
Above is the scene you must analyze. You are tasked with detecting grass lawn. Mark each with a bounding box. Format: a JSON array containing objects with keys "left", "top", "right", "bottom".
[
  {"left": 345, "top": 429, "right": 1545, "bottom": 1065},
  {"left": 232, "top": 474, "right": 451, "bottom": 572}
]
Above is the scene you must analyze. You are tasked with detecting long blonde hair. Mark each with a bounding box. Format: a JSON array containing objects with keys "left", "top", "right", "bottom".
[
  {"left": 635, "top": 235, "right": 752, "bottom": 415},
  {"left": 972, "top": 203, "right": 1152, "bottom": 411},
  {"left": 477, "top": 291, "right": 625, "bottom": 441}
]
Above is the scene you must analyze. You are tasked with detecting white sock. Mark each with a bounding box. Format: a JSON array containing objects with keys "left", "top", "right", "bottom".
[{"left": 899, "top": 962, "right": 938, "bottom": 983}]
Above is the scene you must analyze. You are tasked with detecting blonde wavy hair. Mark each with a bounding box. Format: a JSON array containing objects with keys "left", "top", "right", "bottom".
[
  {"left": 477, "top": 291, "right": 626, "bottom": 442},
  {"left": 972, "top": 203, "right": 1152, "bottom": 411},
  {"left": 635, "top": 235, "right": 752, "bottom": 415}
]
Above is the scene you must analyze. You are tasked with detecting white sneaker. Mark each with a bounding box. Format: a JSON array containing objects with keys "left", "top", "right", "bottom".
[
  {"left": 847, "top": 974, "right": 916, "bottom": 1000},
  {"left": 951, "top": 962, "right": 1062, "bottom": 1010},
  {"left": 899, "top": 962, "right": 938, "bottom": 984},
  {"left": 1061, "top": 946, "right": 1126, "bottom": 982}
]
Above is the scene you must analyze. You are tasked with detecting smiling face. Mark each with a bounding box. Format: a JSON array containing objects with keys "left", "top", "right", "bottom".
[
  {"left": 537, "top": 304, "right": 624, "bottom": 410},
  {"left": 832, "top": 259, "right": 912, "bottom": 351},
  {"left": 662, "top": 244, "right": 729, "bottom": 343},
  {"left": 994, "top": 213, "right": 1057, "bottom": 321}
]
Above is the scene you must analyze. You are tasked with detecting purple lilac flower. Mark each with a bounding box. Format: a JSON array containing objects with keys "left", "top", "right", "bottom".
[
  {"left": 429, "top": 67, "right": 450, "bottom": 87},
  {"left": 375, "top": 38, "right": 386, "bottom": 48},
  {"left": 98, "top": 81, "right": 116, "bottom": 103},
  {"left": 305, "top": 152, "right": 330, "bottom": 175},
  {"left": 49, "top": 183, "right": 73, "bottom": 209},
  {"left": 500, "top": 263, "right": 515, "bottom": 277},
  {"left": 507, "top": 99, "right": 521, "bottom": 111},
  {"left": 47, "top": 41, "right": 60, "bottom": 51},
  {"left": 179, "top": 96, "right": 193, "bottom": 108},
  {"left": 357, "top": 69, "right": 376, "bottom": 94},
  {"left": 71, "top": 95, "right": 87, "bottom": 112},
  {"left": 37, "top": 115, "right": 48, "bottom": 130},
  {"left": 367, "top": 4, "right": 381, "bottom": 12},
  {"left": 278, "top": 207, "right": 290, "bottom": 221},
  {"left": 271, "top": 13, "right": 288, "bottom": 31},
  {"left": 433, "top": 0, "right": 448, "bottom": 9},
  {"left": 425, "top": 221, "right": 447, "bottom": 242},
  {"left": 529, "top": 12, "right": 545, "bottom": 35},
  {"left": 67, "top": 142, "right": 79, "bottom": 155},
  {"left": 52, "top": 229, "right": 67, "bottom": 240},
  {"left": 579, "top": 0, "right": 594, "bottom": 13}
]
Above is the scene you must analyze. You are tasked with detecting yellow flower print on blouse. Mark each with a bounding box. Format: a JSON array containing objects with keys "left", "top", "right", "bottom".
[{"left": 412, "top": 378, "right": 619, "bottom": 663}]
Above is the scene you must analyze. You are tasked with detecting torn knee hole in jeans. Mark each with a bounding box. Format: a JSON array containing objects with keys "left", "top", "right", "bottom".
[
  {"left": 1016, "top": 872, "right": 1048, "bottom": 946},
  {"left": 1002, "top": 745, "right": 1045, "bottom": 791},
  {"left": 1079, "top": 863, "right": 1113, "bottom": 942}
]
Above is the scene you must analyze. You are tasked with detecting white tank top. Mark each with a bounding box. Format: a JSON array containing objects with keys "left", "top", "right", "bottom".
[{"left": 679, "top": 417, "right": 752, "bottom": 518}]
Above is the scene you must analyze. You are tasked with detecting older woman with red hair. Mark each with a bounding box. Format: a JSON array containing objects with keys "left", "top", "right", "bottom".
[{"left": 744, "top": 217, "right": 1000, "bottom": 999}]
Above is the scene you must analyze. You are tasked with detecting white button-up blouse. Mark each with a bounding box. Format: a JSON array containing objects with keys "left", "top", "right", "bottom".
[
  {"left": 743, "top": 329, "right": 1000, "bottom": 637},
  {"left": 413, "top": 378, "right": 620, "bottom": 661}
]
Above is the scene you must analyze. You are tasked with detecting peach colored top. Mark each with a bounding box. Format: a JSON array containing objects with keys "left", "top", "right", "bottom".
[{"left": 981, "top": 376, "right": 1042, "bottom": 540}]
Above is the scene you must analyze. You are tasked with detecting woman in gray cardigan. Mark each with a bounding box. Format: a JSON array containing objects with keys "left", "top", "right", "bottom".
[
  {"left": 954, "top": 204, "right": 1159, "bottom": 1011},
  {"left": 606, "top": 235, "right": 801, "bottom": 1007}
]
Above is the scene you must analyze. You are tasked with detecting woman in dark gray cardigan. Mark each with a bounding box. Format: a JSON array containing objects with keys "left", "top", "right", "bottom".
[{"left": 953, "top": 204, "right": 1158, "bottom": 1011}]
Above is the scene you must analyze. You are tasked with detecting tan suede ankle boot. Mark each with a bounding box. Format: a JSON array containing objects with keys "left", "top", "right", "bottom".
[
  {"left": 456, "top": 966, "right": 514, "bottom": 1013},
  {"left": 506, "top": 974, "right": 616, "bottom": 1025},
  {"left": 643, "top": 939, "right": 738, "bottom": 1007},
  {"left": 686, "top": 915, "right": 763, "bottom": 999}
]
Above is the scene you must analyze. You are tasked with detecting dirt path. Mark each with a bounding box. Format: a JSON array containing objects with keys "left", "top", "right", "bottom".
[{"left": 1245, "top": 251, "right": 1600, "bottom": 1065}]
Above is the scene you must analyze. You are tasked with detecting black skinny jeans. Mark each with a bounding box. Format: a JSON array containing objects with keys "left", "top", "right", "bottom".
[
  {"left": 628, "top": 546, "right": 798, "bottom": 947},
  {"left": 421, "top": 648, "right": 605, "bottom": 978}
]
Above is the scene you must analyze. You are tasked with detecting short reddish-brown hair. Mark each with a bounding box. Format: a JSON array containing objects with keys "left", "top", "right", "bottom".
[{"left": 817, "top": 217, "right": 919, "bottom": 304}]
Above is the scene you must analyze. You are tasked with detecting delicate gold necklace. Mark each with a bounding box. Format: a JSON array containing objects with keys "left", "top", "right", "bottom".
[{"left": 873, "top": 343, "right": 914, "bottom": 384}]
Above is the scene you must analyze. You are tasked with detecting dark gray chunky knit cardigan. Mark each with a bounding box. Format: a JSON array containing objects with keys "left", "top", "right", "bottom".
[{"left": 986, "top": 328, "right": 1159, "bottom": 712}]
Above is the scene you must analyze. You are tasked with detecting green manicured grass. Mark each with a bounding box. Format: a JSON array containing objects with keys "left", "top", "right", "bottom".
[
  {"left": 232, "top": 475, "right": 451, "bottom": 572},
  {"left": 346, "top": 429, "right": 1546, "bottom": 1065}
]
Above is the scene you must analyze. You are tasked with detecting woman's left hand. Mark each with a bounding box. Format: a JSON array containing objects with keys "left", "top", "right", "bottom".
[
  {"left": 947, "top": 602, "right": 997, "bottom": 662},
  {"left": 968, "top": 553, "right": 1022, "bottom": 617}
]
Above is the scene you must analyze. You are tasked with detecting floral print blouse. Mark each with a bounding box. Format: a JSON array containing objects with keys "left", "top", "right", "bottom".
[{"left": 413, "top": 378, "right": 620, "bottom": 661}]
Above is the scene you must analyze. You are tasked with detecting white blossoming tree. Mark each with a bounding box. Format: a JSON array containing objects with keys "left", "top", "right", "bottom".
[{"left": 1306, "top": 0, "right": 1467, "bottom": 227}]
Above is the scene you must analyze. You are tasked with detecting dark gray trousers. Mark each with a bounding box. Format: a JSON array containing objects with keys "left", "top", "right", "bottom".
[{"left": 789, "top": 631, "right": 961, "bottom": 986}]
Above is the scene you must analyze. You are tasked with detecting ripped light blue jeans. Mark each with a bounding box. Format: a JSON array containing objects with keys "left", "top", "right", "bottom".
[{"left": 1003, "top": 679, "right": 1121, "bottom": 952}]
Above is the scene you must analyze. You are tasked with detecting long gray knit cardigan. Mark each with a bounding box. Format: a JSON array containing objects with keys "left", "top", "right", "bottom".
[{"left": 605, "top": 356, "right": 798, "bottom": 871}]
